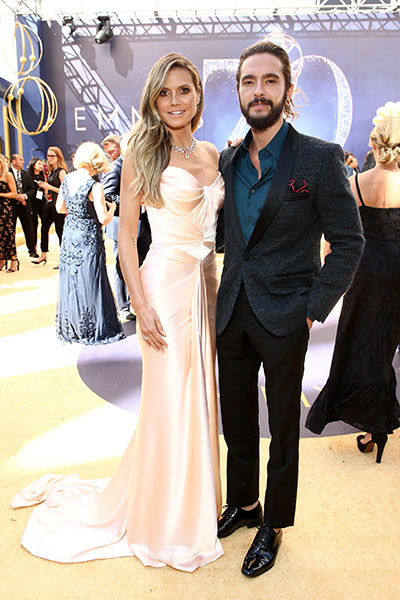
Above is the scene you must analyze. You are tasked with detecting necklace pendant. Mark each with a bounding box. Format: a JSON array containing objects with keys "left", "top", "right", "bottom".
[{"left": 172, "top": 137, "right": 197, "bottom": 159}]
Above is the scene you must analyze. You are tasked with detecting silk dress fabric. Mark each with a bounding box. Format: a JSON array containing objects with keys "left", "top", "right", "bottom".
[{"left": 11, "top": 166, "right": 225, "bottom": 572}]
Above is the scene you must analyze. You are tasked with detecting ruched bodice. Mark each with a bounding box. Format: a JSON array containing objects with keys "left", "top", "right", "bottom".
[{"left": 146, "top": 166, "right": 224, "bottom": 259}]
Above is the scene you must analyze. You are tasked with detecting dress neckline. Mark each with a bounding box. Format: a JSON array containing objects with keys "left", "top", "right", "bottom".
[
  {"left": 164, "top": 165, "right": 221, "bottom": 189},
  {"left": 360, "top": 204, "right": 400, "bottom": 211}
]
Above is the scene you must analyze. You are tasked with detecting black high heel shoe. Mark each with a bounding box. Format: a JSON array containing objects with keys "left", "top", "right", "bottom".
[
  {"left": 6, "top": 258, "right": 20, "bottom": 273},
  {"left": 357, "top": 433, "right": 388, "bottom": 463},
  {"left": 32, "top": 257, "right": 47, "bottom": 265}
]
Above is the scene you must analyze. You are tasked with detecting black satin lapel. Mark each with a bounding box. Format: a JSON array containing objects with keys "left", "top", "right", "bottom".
[
  {"left": 225, "top": 146, "right": 246, "bottom": 249},
  {"left": 247, "top": 125, "right": 299, "bottom": 251}
]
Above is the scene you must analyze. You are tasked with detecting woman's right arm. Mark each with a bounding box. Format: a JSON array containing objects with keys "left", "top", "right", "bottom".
[
  {"left": 55, "top": 184, "right": 67, "bottom": 214},
  {"left": 0, "top": 173, "right": 17, "bottom": 198},
  {"left": 118, "top": 158, "right": 167, "bottom": 352},
  {"left": 91, "top": 182, "right": 115, "bottom": 225}
]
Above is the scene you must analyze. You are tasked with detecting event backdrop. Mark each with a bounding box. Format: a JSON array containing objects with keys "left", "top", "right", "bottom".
[{"left": 3, "top": 13, "right": 400, "bottom": 164}]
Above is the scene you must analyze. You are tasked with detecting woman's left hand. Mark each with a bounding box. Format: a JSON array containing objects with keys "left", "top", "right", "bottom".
[{"left": 136, "top": 304, "right": 168, "bottom": 353}]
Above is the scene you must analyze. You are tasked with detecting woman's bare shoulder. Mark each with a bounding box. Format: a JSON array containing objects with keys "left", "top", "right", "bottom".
[{"left": 198, "top": 140, "right": 219, "bottom": 163}]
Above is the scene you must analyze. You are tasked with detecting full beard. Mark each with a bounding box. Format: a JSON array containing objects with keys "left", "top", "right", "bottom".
[{"left": 240, "top": 94, "right": 287, "bottom": 131}]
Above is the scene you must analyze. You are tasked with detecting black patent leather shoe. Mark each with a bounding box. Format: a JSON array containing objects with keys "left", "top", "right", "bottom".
[
  {"left": 217, "top": 502, "right": 263, "bottom": 538},
  {"left": 241, "top": 525, "right": 282, "bottom": 577}
]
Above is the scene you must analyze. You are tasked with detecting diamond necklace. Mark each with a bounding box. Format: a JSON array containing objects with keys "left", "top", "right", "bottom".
[{"left": 171, "top": 138, "right": 197, "bottom": 159}]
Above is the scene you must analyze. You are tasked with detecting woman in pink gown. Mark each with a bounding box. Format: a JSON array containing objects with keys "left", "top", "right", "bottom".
[{"left": 11, "top": 54, "right": 224, "bottom": 571}]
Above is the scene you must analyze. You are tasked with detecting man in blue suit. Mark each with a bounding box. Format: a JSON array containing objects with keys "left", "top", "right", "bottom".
[{"left": 216, "top": 41, "right": 365, "bottom": 577}]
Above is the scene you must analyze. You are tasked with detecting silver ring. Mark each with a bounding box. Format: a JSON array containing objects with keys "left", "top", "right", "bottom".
[{"left": 142, "top": 334, "right": 149, "bottom": 340}]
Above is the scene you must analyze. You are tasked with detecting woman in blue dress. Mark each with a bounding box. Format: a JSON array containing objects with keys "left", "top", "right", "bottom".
[{"left": 55, "top": 142, "right": 125, "bottom": 345}]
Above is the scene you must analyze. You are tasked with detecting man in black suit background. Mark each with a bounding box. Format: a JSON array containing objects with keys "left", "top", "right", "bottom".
[
  {"left": 216, "top": 41, "right": 365, "bottom": 577},
  {"left": 10, "top": 153, "right": 37, "bottom": 258}
]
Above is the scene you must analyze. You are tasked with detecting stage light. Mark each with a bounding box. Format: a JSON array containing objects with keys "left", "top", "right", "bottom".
[
  {"left": 62, "top": 16, "right": 77, "bottom": 36},
  {"left": 95, "top": 16, "right": 113, "bottom": 44}
]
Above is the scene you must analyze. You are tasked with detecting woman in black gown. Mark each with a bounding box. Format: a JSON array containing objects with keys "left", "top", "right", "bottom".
[{"left": 306, "top": 116, "right": 400, "bottom": 462}]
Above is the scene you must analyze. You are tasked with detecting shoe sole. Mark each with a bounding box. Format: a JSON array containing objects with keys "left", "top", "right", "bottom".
[{"left": 218, "top": 517, "right": 263, "bottom": 539}]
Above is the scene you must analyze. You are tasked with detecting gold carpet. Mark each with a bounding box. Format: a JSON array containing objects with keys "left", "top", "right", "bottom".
[{"left": 1, "top": 240, "right": 399, "bottom": 600}]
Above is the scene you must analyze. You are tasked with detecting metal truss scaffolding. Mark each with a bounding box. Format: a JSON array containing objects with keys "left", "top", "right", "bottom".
[{"left": 1, "top": 0, "right": 400, "bottom": 20}]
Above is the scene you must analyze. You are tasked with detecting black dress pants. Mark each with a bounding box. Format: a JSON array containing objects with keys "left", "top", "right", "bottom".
[
  {"left": 217, "top": 287, "right": 310, "bottom": 528},
  {"left": 31, "top": 200, "right": 47, "bottom": 252},
  {"left": 41, "top": 203, "right": 65, "bottom": 252},
  {"left": 12, "top": 203, "right": 35, "bottom": 253}
]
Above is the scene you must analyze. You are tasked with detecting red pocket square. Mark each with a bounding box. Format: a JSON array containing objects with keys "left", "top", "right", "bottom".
[{"left": 288, "top": 179, "right": 309, "bottom": 194}]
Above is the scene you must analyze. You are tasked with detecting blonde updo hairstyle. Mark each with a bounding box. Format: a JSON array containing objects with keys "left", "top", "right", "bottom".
[
  {"left": 73, "top": 142, "right": 111, "bottom": 174},
  {"left": 369, "top": 116, "right": 400, "bottom": 166},
  {"left": 126, "top": 53, "right": 203, "bottom": 208}
]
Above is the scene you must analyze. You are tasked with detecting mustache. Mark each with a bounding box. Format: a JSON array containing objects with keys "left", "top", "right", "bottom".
[{"left": 248, "top": 98, "right": 273, "bottom": 109}]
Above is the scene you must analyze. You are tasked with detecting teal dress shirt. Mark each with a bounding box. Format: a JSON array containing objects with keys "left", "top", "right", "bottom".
[{"left": 233, "top": 121, "right": 289, "bottom": 245}]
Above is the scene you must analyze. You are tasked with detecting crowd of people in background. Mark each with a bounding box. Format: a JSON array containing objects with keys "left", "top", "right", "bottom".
[
  {"left": 0, "top": 134, "right": 152, "bottom": 323},
  {"left": 0, "top": 148, "right": 67, "bottom": 271}
]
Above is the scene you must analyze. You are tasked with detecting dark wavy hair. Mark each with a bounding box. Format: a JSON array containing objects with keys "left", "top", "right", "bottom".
[{"left": 27, "top": 157, "right": 45, "bottom": 181}]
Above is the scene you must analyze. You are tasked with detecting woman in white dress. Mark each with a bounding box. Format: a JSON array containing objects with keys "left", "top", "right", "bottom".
[{"left": 12, "top": 53, "right": 225, "bottom": 572}]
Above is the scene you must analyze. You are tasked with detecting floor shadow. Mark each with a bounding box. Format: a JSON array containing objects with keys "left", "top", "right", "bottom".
[{"left": 77, "top": 307, "right": 400, "bottom": 439}]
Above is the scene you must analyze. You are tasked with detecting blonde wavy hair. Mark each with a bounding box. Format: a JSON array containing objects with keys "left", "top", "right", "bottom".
[
  {"left": 370, "top": 116, "right": 400, "bottom": 165},
  {"left": 47, "top": 146, "right": 68, "bottom": 173},
  {"left": 126, "top": 53, "right": 203, "bottom": 208},
  {"left": 73, "top": 142, "right": 111, "bottom": 174},
  {"left": 0, "top": 154, "right": 8, "bottom": 178}
]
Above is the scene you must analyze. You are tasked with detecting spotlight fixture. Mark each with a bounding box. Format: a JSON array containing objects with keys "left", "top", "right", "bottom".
[
  {"left": 95, "top": 16, "right": 113, "bottom": 44},
  {"left": 62, "top": 16, "right": 77, "bottom": 36}
]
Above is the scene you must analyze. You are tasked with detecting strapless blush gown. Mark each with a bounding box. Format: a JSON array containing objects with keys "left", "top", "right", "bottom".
[{"left": 11, "top": 166, "right": 225, "bottom": 572}]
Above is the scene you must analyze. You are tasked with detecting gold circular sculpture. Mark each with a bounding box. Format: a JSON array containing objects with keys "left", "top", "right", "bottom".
[
  {"left": 5, "top": 76, "right": 58, "bottom": 135},
  {"left": 3, "top": 21, "right": 57, "bottom": 135}
]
